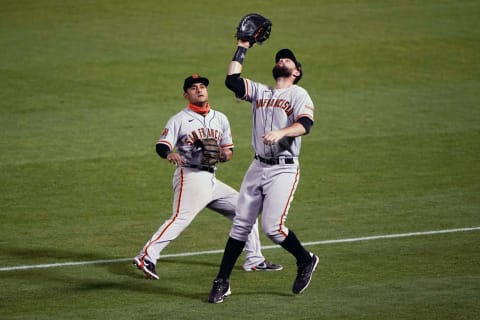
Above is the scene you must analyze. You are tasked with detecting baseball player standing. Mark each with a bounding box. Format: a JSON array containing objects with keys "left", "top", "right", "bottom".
[
  {"left": 133, "top": 74, "right": 282, "bottom": 280},
  {"left": 207, "top": 37, "right": 318, "bottom": 303}
]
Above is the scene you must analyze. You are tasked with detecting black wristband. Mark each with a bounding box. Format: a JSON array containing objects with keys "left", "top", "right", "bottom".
[{"left": 232, "top": 46, "right": 247, "bottom": 64}]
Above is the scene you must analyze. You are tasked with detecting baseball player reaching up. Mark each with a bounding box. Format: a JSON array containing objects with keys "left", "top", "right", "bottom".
[
  {"left": 133, "top": 74, "right": 282, "bottom": 280},
  {"left": 208, "top": 15, "right": 318, "bottom": 303}
]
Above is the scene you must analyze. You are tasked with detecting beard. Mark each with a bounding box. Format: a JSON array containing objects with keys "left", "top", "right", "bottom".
[{"left": 272, "top": 65, "right": 292, "bottom": 80}]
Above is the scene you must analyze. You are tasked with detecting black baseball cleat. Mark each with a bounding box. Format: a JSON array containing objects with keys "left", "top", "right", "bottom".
[
  {"left": 244, "top": 260, "right": 283, "bottom": 272},
  {"left": 208, "top": 278, "right": 231, "bottom": 304},
  {"left": 133, "top": 256, "right": 159, "bottom": 280},
  {"left": 292, "top": 253, "right": 319, "bottom": 294}
]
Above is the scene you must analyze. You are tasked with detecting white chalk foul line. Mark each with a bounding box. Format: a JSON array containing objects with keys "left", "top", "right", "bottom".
[{"left": 1, "top": 226, "right": 479, "bottom": 272}]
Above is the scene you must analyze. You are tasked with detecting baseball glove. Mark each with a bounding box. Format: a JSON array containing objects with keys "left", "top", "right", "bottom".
[
  {"left": 195, "top": 138, "right": 222, "bottom": 166},
  {"left": 236, "top": 13, "right": 272, "bottom": 47}
]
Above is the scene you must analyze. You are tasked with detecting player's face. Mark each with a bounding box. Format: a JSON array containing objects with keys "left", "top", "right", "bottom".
[
  {"left": 184, "top": 83, "right": 209, "bottom": 106},
  {"left": 277, "top": 58, "right": 296, "bottom": 69},
  {"left": 273, "top": 58, "right": 299, "bottom": 81}
]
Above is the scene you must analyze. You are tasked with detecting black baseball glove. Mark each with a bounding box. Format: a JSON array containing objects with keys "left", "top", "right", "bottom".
[
  {"left": 195, "top": 138, "right": 222, "bottom": 166},
  {"left": 236, "top": 13, "right": 272, "bottom": 47}
]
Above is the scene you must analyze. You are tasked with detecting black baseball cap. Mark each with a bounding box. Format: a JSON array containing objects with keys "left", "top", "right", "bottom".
[
  {"left": 183, "top": 74, "right": 209, "bottom": 92},
  {"left": 275, "top": 49, "right": 303, "bottom": 84}
]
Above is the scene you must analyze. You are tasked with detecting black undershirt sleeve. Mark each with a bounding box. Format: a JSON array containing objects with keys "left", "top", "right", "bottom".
[
  {"left": 296, "top": 117, "right": 314, "bottom": 134},
  {"left": 156, "top": 143, "right": 171, "bottom": 159},
  {"left": 225, "top": 73, "right": 246, "bottom": 99}
]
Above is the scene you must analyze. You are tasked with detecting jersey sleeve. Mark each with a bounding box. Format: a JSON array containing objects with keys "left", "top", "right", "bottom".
[
  {"left": 156, "top": 116, "right": 178, "bottom": 151},
  {"left": 293, "top": 87, "right": 315, "bottom": 123},
  {"left": 219, "top": 112, "right": 234, "bottom": 149},
  {"left": 242, "top": 78, "right": 260, "bottom": 102}
]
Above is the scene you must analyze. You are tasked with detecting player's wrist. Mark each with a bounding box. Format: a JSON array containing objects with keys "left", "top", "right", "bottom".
[
  {"left": 236, "top": 40, "right": 250, "bottom": 48},
  {"left": 232, "top": 46, "right": 247, "bottom": 64}
]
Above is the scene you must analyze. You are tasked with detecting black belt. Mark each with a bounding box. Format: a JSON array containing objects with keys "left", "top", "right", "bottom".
[
  {"left": 185, "top": 165, "right": 215, "bottom": 173},
  {"left": 255, "top": 155, "right": 295, "bottom": 165}
]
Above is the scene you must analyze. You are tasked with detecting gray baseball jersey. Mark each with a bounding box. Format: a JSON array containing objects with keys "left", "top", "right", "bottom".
[
  {"left": 243, "top": 79, "right": 314, "bottom": 158},
  {"left": 158, "top": 107, "right": 234, "bottom": 166}
]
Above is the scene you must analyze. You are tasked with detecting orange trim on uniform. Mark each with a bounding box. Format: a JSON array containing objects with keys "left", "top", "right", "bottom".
[
  {"left": 174, "top": 168, "right": 185, "bottom": 217},
  {"left": 144, "top": 168, "right": 185, "bottom": 256},
  {"left": 278, "top": 167, "right": 300, "bottom": 238},
  {"left": 157, "top": 140, "right": 173, "bottom": 150},
  {"left": 295, "top": 113, "right": 314, "bottom": 121}
]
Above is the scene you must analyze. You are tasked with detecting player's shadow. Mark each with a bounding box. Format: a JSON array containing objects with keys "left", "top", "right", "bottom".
[
  {"left": 85, "top": 259, "right": 292, "bottom": 301},
  {"left": 1, "top": 245, "right": 291, "bottom": 301}
]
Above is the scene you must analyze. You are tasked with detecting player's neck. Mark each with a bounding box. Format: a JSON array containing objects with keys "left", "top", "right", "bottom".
[
  {"left": 188, "top": 102, "right": 210, "bottom": 115},
  {"left": 275, "top": 77, "right": 295, "bottom": 89}
]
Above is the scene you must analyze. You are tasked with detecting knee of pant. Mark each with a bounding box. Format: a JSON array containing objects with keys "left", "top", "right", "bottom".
[
  {"left": 266, "top": 232, "right": 285, "bottom": 244},
  {"left": 230, "top": 224, "right": 253, "bottom": 242},
  {"left": 263, "top": 227, "right": 285, "bottom": 244}
]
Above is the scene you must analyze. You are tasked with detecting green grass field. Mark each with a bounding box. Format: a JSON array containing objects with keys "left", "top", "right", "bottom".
[{"left": 1, "top": 0, "right": 479, "bottom": 319}]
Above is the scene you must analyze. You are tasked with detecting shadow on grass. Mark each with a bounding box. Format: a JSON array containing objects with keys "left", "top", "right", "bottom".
[{"left": 1, "top": 245, "right": 292, "bottom": 302}]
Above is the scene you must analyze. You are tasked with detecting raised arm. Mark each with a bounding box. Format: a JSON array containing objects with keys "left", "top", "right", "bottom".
[
  {"left": 225, "top": 40, "right": 250, "bottom": 98},
  {"left": 227, "top": 40, "right": 250, "bottom": 75}
]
